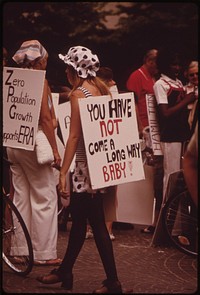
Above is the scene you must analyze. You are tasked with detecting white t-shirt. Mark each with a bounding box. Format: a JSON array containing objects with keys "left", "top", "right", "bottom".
[{"left": 153, "top": 74, "right": 183, "bottom": 105}]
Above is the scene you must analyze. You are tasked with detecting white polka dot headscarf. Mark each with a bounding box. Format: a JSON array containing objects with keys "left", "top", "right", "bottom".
[
  {"left": 12, "top": 40, "right": 47, "bottom": 65},
  {"left": 58, "top": 46, "right": 100, "bottom": 78}
]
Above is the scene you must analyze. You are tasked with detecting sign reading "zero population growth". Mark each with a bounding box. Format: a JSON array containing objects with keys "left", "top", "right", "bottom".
[
  {"left": 3, "top": 67, "right": 45, "bottom": 150},
  {"left": 79, "top": 92, "right": 145, "bottom": 189}
]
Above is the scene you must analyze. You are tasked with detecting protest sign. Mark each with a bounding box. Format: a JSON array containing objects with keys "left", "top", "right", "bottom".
[
  {"left": 57, "top": 101, "right": 71, "bottom": 147},
  {"left": 3, "top": 67, "right": 45, "bottom": 150},
  {"left": 56, "top": 100, "right": 75, "bottom": 170},
  {"left": 116, "top": 165, "right": 155, "bottom": 225},
  {"left": 146, "top": 94, "right": 163, "bottom": 155},
  {"left": 79, "top": 92, "right": 145, "bottom": 189},
  {"left": 55, "top": 92, "right": 154, "bottom": 224},
  {"left": 51, "top": 92, "right": 59, "bottom": 121}
]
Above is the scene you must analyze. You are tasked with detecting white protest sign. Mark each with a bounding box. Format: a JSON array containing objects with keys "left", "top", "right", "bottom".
[
  {"left": 57, "top": 100, "right": 75, "bottom": 170},
  {"left": 110, "top": 84, "right": 119, "bottom": 95},
  {"left": 51, "top": 92, "right": 59, "bottom": 120},
  {"left": 146, "top": 94, "right": 163, "bottom": 155},
  {"left": 116, "top": 165, "right": 155, "bottom": 225},
  {"left": 57, "top": 101, "right": 71, "bottom": 147},
  {"left": 3, "top": 67, "right": 45, "bottom": 150},
  {"left": 79, "top": 92, "right": 145, "bottom": 189}
]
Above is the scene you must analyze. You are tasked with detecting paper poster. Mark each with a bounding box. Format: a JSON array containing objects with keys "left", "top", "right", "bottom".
[
  {"left": 3, "top": 67, "right": 45, "bottom": 150},
  {"left": 56, "top": 100, "right": 75, "bottom": 170},
  {"left": 57, "top": 101, "right": 71, "bottom": 146},
  {"left": 116, "top": 165, "right": 155, "bottom": 225},
  {"left": 51, "top": 92, "right": 59, "bottom": 121},
  {"left": 146, "top": 94, "right": 163, "bottom": 155},
  {"left": 79, "top": 92, "right": 145, "bottom": 189},
  {"left": 54, "top": 92, "right": 154, "bottom": 223}
]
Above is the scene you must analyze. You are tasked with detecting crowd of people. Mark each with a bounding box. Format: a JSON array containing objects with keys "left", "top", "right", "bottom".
[{"left": 3, "top": 41, "right": 198, "bottom": 293}]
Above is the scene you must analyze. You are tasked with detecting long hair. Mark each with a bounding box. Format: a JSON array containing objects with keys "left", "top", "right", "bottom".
[{"left": 67, "top": 66, "right": 111, "bottom": 97}]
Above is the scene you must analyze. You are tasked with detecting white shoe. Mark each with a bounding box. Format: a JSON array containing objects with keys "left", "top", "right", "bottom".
[
  {"left": 109, "top": 233, "right": 115, "bottom": 241},
  {"left": 85, "top": 229, "right": 93, "bottom": 239}
]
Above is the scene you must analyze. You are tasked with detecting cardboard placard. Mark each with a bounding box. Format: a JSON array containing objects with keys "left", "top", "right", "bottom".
[
  {"left": 3, "top": 67, "right": 45, "bottom": 150},
  {"left": 79, "top": 92, "right": 145, "bottom": 189}
]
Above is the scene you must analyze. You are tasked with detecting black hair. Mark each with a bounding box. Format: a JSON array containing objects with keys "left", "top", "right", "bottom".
[{"left": 157, "top": 48, "right": 183, "bottom": 74}]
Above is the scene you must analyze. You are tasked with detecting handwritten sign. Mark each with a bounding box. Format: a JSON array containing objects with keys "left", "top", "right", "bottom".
[
  {"left": 57, "top": 101, "right": 71, "bottom": 146},
  {"left": 116, "top": 165, "right": 155, "bottom": 225},
  {"left": 146, "top": 94, "right": 163, "bottom": 155},
  {"left": 79, "top": 92, "right": 145, "bottom": 189},
  {"left": 3, "top": 67, "right": 45, "bottom": 150},
  {"left": 51, "top": 92, "right": 59, "bottom": 121}
]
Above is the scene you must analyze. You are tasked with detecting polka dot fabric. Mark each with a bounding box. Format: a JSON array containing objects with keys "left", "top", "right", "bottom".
[
  {"left": 58, "top": 46, "right": 100, "bottom": 78},
  {"left": 72, "top": 162, "right": 106, "bottom": 194}
]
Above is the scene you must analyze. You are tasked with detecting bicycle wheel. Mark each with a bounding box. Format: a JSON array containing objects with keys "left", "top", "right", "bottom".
[
  {"left": 163, "top": 190, "right": 198, "bottom": 256},
  {"left": 2, "top": 194, "right": 34, "bottom": 276}
]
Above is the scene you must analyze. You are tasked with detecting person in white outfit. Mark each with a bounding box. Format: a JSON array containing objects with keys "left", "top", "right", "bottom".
[
  {"left": 153, "top": 49, "right": 196, "bottom": 199},
  {"left": 6, "top": 40, "right": 62, "bottom": 266}
]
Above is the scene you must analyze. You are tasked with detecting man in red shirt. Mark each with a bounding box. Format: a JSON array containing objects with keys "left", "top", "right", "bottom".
[
  {"left": 126, "top": 49, "right": 163, "bottom": 234},
  {"left": 126, "top": 49, "right": 158, "bottom": 130}
]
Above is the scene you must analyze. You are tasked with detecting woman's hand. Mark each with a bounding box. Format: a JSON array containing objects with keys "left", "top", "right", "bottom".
[
  {"left": 52, "top": 150, "right": 61, "bottom": 169},
  {"left": 58, "top": 172, "right": 70, "bottom": 199}
]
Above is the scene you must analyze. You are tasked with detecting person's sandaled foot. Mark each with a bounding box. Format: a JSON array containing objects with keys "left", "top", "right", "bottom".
[
  {"left": 178, "top": 235, "right": 190, "bottom": 246},
  {"left": 34, "top": 258, "right": 62, "bottom": 266},
  {"left": 37, "top": 269, "right": 73, "bottom": 292},
  {"left": 12, "top": 256, "right": 26, "bottom": 264},
  {"left": 140, "top": 226, "right": 155, "bottom": 234},
  {"left": 93, "top": 279, "right": 122, "bottom": 294},
  {"left": 37, "top": 268, "right": 61, "bottom": 284}
]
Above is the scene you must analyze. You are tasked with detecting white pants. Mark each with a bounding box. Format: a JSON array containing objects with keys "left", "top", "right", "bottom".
[
  {"left": 7, "top": 147, "right": 58, "bottom": 260},
  {"left": 160, "top": 142, "right": 182, "bottom": 200}
]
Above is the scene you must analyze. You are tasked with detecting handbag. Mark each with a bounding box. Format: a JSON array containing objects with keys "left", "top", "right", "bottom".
[{"left": 35, "top": 129, "right": 54, "bottom": 165}]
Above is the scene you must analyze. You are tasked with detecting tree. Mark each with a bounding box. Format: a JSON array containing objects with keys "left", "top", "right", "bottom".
[{"left": 3, "top": 2, "right": 198, "bottom": 89}]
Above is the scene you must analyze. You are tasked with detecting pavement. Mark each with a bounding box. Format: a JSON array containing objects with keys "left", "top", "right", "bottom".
[{"left": 2, "top": 222, "right": 198, "bottom": 294}]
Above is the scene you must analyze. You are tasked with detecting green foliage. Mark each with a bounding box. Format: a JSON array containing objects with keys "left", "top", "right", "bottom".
[
  {"left": 3, "top": 2, "right": 198, "bottom": 90},
  {"left": 3, "top": 2, "right": 111, "bottom": 52}
]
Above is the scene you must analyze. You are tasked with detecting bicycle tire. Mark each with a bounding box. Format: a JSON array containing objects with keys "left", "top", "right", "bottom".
[
  {"left": 2, "top": 194, "right": 34, "bottom": 276},
  {"left": 163, "top": 190, "right": 198, "bottom": 256}
]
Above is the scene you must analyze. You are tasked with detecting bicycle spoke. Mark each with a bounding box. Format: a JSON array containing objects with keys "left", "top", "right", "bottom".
[
  {"left": 3, "top": 195, "right": 34, "bottom": 276},
  {"left": 163, "top": 190, "right": 198, "bottom": 256}
]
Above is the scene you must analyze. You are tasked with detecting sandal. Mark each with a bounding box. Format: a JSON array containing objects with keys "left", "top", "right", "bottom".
[
  {"left": 34, "top": 258, "right": 62, "bottom": 266},
  {"left": 140, "top": 226, "right": 155, "bottom": 234},
  {"left": 12, "top": 256, "right": 26, "bottom": 264},
  {"left": 37, "top": 268, "right": 62, "bottom": 284},
  {"left": 178, "top": 235, "right": 190, "bottom": 246},
  {"left": 37, "top": 269, "right": 73, "bottom": 290},
  {"left": 93, "top": 279, "right": 122, "bottom": 294}
]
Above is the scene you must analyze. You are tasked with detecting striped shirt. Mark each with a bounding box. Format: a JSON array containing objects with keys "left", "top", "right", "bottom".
[{"left": 75, "top": 86, "right": 92, "bottom": 162}]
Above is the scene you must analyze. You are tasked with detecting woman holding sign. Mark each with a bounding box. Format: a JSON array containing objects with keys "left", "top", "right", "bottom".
[
  {"left": 37, "top": 46, "right": 123, "bottom": 293},
  {"left": 6, "top": 40, "right": 62, "bottom": 266}
]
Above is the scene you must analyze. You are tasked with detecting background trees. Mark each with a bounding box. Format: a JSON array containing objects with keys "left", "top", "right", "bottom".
[{"left": 3, "top": 2, "right": 198, "bottom": 90}]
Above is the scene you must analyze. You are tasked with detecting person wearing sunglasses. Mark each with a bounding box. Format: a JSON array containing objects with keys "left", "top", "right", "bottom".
[{"left": 184, "top": 61, "right": 198, "bottom": 136}]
